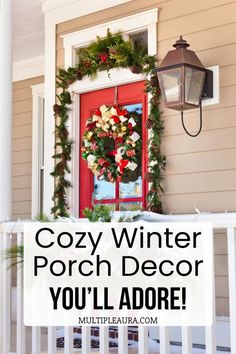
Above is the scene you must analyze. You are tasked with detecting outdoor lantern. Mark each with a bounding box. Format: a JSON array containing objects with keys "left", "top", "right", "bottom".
[{"left": 155, "top": 36, "right": 213, "bottom": 137}]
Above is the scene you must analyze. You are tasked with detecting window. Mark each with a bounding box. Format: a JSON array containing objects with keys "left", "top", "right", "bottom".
[{"left": 129, "top": 30, "right": 148, "bottom": 54}]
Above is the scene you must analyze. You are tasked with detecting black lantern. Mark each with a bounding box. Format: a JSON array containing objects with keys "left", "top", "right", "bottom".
[{"left": 155, "top": 36, "right": 213, "bottom": 137}]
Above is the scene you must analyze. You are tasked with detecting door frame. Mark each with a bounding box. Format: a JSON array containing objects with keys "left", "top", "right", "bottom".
[
  {"left": 61, "top": 10, "right": 158, "bottom": 216},
  {"left": 71, "top": 71, "right": 146, "bottom": 217}
]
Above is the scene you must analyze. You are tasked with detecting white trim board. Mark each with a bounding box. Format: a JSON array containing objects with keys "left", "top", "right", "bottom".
[
  {"left": 43, "top": 23, "right": 56, "bottom": 215},
  {"left": 42, "top": 0, "right": 132, "bottom": 26},
  {"left": 13, "top": 56, "right": 44, "bottom": 82},
  {"left": 71, "top": 69, "right": 145, "bottom": 93},
  {"left": 31, "top": 84, "right": 45, "bottom": 218},
  {"left": 202, "top": 65, "right": 220, "bottom": 107}
]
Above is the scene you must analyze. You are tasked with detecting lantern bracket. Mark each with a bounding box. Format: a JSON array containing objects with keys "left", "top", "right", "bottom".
[{"left": 202, "top": 69, "right": 213, "bottom": 100}]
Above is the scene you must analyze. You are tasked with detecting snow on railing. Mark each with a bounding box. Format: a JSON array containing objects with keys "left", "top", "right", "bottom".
[{"left": 0, "top": 212, "right": 236, "bottom": 354}]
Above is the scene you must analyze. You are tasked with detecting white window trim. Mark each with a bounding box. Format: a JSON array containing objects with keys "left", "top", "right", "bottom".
[
  {"left": 31, "top": 83, "right": 45, "bottom": 218},
  {"left": 60, "top": 9, "right": 158, "bottom": 216},
  {"left": 62, "top": 8, "right": 158, "bottom": 62}
]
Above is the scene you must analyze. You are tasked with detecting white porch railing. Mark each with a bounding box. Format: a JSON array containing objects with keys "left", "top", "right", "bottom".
[{"left": 0, "top": 212, "right": 236, "bottom": 354}]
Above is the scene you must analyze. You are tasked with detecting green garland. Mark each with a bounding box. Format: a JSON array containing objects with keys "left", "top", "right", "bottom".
[{"left": 52, "top": 29, "right": 165, "bottom": 217}]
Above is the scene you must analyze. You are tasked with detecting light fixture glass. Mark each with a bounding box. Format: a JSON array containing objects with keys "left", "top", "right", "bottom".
[
  {"left": 160, "top": 68, "right": 181, "bottom": 103},
  {"left": 185, "top": 67, "right": 205, "bottom": 105}
]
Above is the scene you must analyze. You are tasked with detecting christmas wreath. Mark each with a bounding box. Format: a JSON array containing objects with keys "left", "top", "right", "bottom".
[{"left": 82, "top": 104, "right": 141, "bottom": 183}]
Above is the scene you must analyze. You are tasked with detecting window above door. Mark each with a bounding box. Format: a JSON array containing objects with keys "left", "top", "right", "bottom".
[{"left": 62, "top": 9, "right": 158, "bottom": 68}]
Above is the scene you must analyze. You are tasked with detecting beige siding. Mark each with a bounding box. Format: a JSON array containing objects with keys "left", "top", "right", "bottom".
[
  {"left": 56, "top": 0, "right": 236, "bottom": 316},
  {"left": 12, "top": 76, "right": 44, "bottom": 220}
]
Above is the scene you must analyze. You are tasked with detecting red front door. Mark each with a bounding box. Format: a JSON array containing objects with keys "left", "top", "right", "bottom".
[{"left": 79, "top": 81, "right": 148, "bottom": 217}]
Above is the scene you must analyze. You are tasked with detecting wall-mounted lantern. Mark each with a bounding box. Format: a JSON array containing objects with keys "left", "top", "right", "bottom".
[{"left": 155, "top": 36, "right": 213, "bottom": 137}]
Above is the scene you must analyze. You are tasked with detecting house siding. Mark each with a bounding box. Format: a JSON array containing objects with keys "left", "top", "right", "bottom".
[
  {"left": 56, "top": 0, "right": 235, "bottom": 316},
  {"left": 12, "top": 76, "right": 44, "bottom": 220}
]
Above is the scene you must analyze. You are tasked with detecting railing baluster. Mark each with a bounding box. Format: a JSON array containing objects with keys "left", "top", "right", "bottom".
[
  {"left": 205, "top": 324, "right": 216, "bottom": 354},
  {"left": 64, "top": 326, "right": 73, "bottom": 354},
  {"left": 16, "top": 232, "right": 25, "bottom": 354},
  {"left": 205, "top": 226, "right": 216, "bottom": 354},
  {"left": 138, "top": 326, "right": 148, "bottom": 354},
  {"left": 227, "top": 227, "right": 236, "bottom": 354},
  {"left": 82, "top": 326, "right": 90, "bottom": 354},
  {"left": 159, "top": 326, "right": 170, "bottom": 354},
  {"left": 32, "top": 327, "right": 41, "bottom": 354},
  {"left": 2, "top": 233, "right": 11, "bottom": 354},
  {"left": 99, "top": 326, "right": 109, "bottom": 354},
  {"left": 118, "top": 326, "right": 128, "bottom": 354},
  {"left": 182, "top": 326, "right": 192, "bottom": 354},
  {"left": 48, "top": 327, "right": 57, "bottom": 354}
]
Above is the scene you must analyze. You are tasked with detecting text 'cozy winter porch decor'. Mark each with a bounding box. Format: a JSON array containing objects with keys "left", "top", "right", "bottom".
[{"left": 52, "top": 29, "right": 165, "bottom": 217}]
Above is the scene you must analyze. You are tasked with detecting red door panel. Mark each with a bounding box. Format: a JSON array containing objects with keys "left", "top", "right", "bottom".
[{"left": 79, "top": 81, "right": 147, "bottom": 217}]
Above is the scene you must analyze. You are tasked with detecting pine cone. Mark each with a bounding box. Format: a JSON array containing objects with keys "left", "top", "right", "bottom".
[
  {"left": 53, "top": 104, "right": 62, "bottom": 115},
  {"left": 109, "top": 46, "right": 118, "bottom": 56},
  {"left": 129, "top": 64, "right": 142, "bottom": 74},
  {"left": 75, "top": 70, "right": 83, "bottom": 80},
  {"left": 150, "top": 144, "right": 160, "bottom": 154},
  {"left": 66, "top": 79, "right": 74, "bottom": 87},
  {"left": 150, "top": 75, "right": 159, "bottom": 87},
  {"left": 146, "top": 119, "right": 155, "bottom": 129},
  {"left": 144, "top": 172, "right": 153, "bottom": 182},
  {"left": 150, "top": 204, "right": 162, "bottom": 214},
  {"left": 163, "top": 156, "right": 166, "bottom": 168},
  {"left": 84, "top": 59, "right": 92, "bottom": 68}
]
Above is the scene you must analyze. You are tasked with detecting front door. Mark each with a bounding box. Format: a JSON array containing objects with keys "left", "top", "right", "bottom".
[{"left": 79, "top": 81, "right": 148, "bottom": 217}]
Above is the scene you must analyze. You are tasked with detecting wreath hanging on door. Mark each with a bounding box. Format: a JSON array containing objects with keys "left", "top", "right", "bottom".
[
  {"left": 52, "top": 29, "right": 165, "bottom": 217},
  {"left": 82, "top": 104, "right": 141, "bottom": 183}
]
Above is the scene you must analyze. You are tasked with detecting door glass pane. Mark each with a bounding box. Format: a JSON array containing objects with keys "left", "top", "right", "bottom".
[
  {"left": 119, "top": 103, "right": 142, "bottom": 198},
  {"left": 119, "top": 202, "right": 142, "bottom": 211},
  {"left": 96, "top": 203, "right": 116, "bottom": 211},
  {"left": 119, "top": 177, "right": 142, "bottom": 198},
  {"left": 94, "top": 177, "right": 115, "bottom": 200}
]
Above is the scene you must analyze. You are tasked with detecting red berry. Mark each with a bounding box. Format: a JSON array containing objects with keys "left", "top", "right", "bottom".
[{"left": 94, "top": 109, "right": 102, "bottom": 117}]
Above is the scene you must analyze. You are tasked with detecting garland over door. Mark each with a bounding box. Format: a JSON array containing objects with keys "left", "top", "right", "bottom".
[{"left": 79, "top": 81, "right": 147, "bottom": 217}]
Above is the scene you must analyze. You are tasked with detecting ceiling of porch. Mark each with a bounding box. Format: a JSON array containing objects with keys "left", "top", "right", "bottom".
[{"left": 13, "top": 0, "right": 44, "bottom": 62}]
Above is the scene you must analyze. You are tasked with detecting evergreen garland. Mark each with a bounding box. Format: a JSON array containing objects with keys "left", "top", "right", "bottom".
[
  {"left": 52, "top": 29, "right": 165, "bottom": 217},
  {"left": 145, "top": 77, "right": 166, "bottom": 213}
]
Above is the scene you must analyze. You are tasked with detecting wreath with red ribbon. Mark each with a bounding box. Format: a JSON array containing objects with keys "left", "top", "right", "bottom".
[{"left": 82, "top": 104, "right": 141, "bottom": 183}]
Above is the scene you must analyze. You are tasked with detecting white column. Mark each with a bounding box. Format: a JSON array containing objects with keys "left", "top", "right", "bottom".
[{"left": 0, "top": 0, "right": 12, "bottom": 221}]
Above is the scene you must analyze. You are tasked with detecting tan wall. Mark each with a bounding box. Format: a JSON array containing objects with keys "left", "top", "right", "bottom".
[
  {"left": 12, "top": 76, "right": 44, "bottom": 220},
  {"left": 56, "top": 0, "right": 235, "bottom": 316}
]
